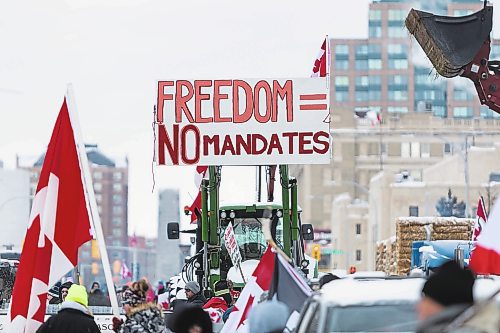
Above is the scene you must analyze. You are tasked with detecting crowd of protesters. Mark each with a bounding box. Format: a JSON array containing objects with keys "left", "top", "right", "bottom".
[{"left": 32, "top": 260, "right": 497, "bottom": 333}]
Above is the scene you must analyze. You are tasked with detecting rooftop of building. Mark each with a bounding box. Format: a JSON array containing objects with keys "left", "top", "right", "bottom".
[{"left": 33, "top": 144, "right": 120, "bottom": 168}]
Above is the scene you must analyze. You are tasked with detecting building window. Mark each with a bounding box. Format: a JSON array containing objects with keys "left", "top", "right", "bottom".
[
  {"left": 112, "top": 217, "right": 121, "bottom": 226},
  {"left": 335, "top": 91, "right": 349, "bottom": 102},
  {"left": 113, "top": 184, "right": 122, "bottom": 192},
  {"left": 421, "top": 143, "right": 430, "bottom": 158},
  {"left": 388, "top": 9, "right": 406, "bottom": 21},
  {"left": 410, "top": 142, "right": 420, "bottom": 158},
  {"left": 113, "top": 172, "right": 122, "bottom": 181},
  {"left": 356, "top": 76, "right": 369, "bottom": 87},
  {"left": 94, "top": 182, "right": 102, "bottom": 192},
  {"left": 453, "top": 107, "right": 473, "bottom": 118},
  {"left": 409, "top": 206, "right": 419, "bottom": 217},
  {"left": 335, "top": 76, "right": 349, "bottom": 86},
  {"left": 355, "top": 60, "right": 368, "bottom": 70},
  {"left": 368, "top": 59, "right": 382, "bottom": 70},
  {"left": 335, "top": 60, "right": 349, "bottom": 70},
  {"left": 368, "top": 91, "right": 381, "bottom": 101},
  {"left": 388, "top": 27, "right": 406, "bottom": 38},
  {"left": 388, "top": 59, "right": 408, "bottom": 69},
  {"left": 355, "top": 44, "right": 368, "bottom": 56},
  {"left": 93, "top": 171, "right": 102, "bottom": 180},
  {"left": 433, "top": 106, "right": 447, "bottom": 118},
  {"left": 369, "top": 26, "right": 382, "bottom": 38},
  {"left": 481, "top": 105, "right": 500, "bottom": 118},
  {"left": 356, "top": 250, "right": 362, "bottom": 262},
  {"left": 381, "top": 143, "right": 388, "bottom": 157},
  {"left": 444, "top": 143, "right": 453, "bottom": 155},
  {"left": 335, "top": 44, "right": 349, "bottom": 55},
  {"left": 112, "top": 229, "right": 122, "bottom": 237},
  {"left": 355, "top": 224, "right": 361, "bottom": 235},
  {"left": 355, "top": 91, "right": 369, "bottom": 102},
  {"left": 387, "top": 106, "right": 408, "bottom": 113},
  {"left": 113, "top": 205, "right": 122, "bottom": 214},
  {"left": 113, "top": 194, "right": 122, "bottom": 204},
  {"left": 453, "top": 88, "right": 473, "bottom": 101},
  {"left": 453, "top": 9, "right": 473, "bottom": 16},
  {"left": 369, "top": 9, "right": 381, "bottom": 20},
  {"left": 387, "top": 44, "right": 407, "bottom": 56},
  {"left": 389, "top": 75, "right": 408, "bottom": 85},
  {"left": 388, "top": 90, "right": 408, "bottom": 101},
  {"left": 369, "top": 75, "right": 381, "bottom": 86},
  {"left": 95, "top": 193, "right": 102, "bottom": 203}
]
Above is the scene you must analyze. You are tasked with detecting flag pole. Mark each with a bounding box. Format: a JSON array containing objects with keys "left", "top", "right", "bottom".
[{"left": 65, "top": 84, "right": 120, "bottom": 316}]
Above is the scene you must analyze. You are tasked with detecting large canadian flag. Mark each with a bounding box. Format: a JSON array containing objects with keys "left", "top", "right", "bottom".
[
  {"left": 220, "top": 246, "right": 275, "bottom": 333},
  {"left": 469, "top": 198, "right": 500, "bottom": 275},
  {"left": 9, "top": 98, "right": 93, "bottom": 332}
]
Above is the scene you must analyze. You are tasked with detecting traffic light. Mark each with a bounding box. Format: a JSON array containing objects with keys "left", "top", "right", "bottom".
[
  {"left": 113, "top": 260, "right": 121, "bottom": 274},
  {"left": 91, "top": 262, "right": 99, "bottom": 275},
  {"left": 91, "top": 240, "right": 101, "bottom": 259},
  {"left": 312, "top": 244, "right": 321, "bottom": 261}
]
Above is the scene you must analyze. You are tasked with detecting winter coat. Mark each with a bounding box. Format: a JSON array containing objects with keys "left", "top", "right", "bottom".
[
  {"left": 36, "top": 301, "right": 100, "bottom": 333},
  {"left": 118, "top": 303, "right": 166, "bottom": 333},
  {"left": 88, "top": 290, "right": 111, "bottom": 306},
  {"left": 416, "top": 304, "right": 470, "bottom": 333},
  {"left": 186, "top": 293, "right": 207, "bottom": 307}
]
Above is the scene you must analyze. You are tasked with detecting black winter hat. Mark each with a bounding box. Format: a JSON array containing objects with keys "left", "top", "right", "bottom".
[
  {"left": 422, "top": 260, "right": 475, "bottom": 306},
  {"left": 59, "top": 281, "right": 73, "bottom": 300},
  {"left": 169, "top": 304, "right": 213, "bottom": 333}
]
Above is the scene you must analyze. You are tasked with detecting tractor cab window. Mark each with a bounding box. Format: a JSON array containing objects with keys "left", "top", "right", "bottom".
[{"left": 219, "top": 210, "right": 285, "bottom": 263}]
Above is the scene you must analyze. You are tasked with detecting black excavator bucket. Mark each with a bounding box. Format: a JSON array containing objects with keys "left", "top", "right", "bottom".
[{"left": 406, "top": 6, "right": 493, "bottom": 78}]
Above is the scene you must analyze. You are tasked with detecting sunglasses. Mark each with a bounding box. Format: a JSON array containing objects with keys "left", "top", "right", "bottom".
[{"left": 184, "top": 289, "right": 192, "bottom": 292}]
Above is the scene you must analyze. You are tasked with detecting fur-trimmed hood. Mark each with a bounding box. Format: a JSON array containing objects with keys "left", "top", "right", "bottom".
[{"left": 120, "top": 303, "right": 166, "bottom": 333}]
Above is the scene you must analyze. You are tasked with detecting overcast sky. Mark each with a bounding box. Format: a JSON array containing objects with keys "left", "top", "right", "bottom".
[{"left": 1, "top": 0, "right": 498, "bottom": 237}]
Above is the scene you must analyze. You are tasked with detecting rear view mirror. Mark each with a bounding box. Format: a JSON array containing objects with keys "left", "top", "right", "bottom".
[
  {"left": 167, "top": 222, "right": 180, "bottom": 239},
  {"left": 301, "top": 224, "right": 314, "bottom": 241}
]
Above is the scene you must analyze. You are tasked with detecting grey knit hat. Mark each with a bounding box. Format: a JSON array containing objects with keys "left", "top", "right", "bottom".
[
  {"left": 248, "top": 300, "right": 289, "bottom": 333},
  {"left": 185, "top": 281, "right": 200, "bottom": 294}
]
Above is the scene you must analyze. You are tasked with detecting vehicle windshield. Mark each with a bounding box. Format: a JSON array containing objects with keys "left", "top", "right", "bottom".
[
  {"left": 220, "top": 215, "right": 284, "bottom": 261},
  {"left": 326, "top": 304, "right": 418, "bottom": 332},
  {"left": 0, "top": 252, "right": 20, "bottom": 260}
]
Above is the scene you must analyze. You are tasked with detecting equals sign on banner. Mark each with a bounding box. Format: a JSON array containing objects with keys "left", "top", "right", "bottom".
[{"left": 299, "top": 94, "right": 327, "bottom": 110}]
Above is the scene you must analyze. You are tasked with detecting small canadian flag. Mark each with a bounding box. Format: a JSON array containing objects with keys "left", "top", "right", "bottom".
[
  {"left": 187, "top": 166, "right": 208, "bottom": 224},
  {"left": 469, "top": 198, "right": 500, "bottom": 275},
  {"left": 311, "top": 38, "right": 328, "bottom": 78}
]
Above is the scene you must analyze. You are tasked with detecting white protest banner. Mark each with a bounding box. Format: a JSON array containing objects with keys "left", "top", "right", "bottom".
[
  {"left": 223, "top": 222, "right": 242, "bottom": 267},
  {"left": 155, "top": 77, "right": 330, "bottom": 166}
]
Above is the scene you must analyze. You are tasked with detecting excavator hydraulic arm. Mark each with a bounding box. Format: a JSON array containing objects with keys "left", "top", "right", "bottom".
[{"left": 406, "top": 4, "right": 500, "bottom": 114}]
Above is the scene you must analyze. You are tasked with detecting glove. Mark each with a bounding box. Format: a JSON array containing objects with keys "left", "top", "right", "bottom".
[{"left": 112, "top": 317, "right": 124, "bottom": 332}]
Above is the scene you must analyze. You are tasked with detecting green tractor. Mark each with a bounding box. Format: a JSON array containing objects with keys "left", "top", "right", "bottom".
[{"left": 167, "top": 165, "right": 315, "bottom": 294}]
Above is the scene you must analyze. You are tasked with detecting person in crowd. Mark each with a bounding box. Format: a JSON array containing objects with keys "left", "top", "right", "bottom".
[
  {"left": 36, "top": 284, "right": 100, "bottom": 333},
  {"left": 184, "top": 281, "right": 206, "bottom": 306},
  {"left": 248, "top": 300, "right": 289, "bottom": 333},
  {"left": 88, "top": 287, "right": 111, "bottom": 306},
  {"left": 203, "top": 280, "right": 233, "bottom": 324},
  {"left": 416, "top": 260, "right": 475, "bottom": 333},
  {"left": 227, "top": 279, "right": 240, "bottom": 300},
  {"left": 57, "top": 281, "right": 73, "bottom": 304},
  {"left": 112, "top": 279, "right": 166, "bottom": 333},
  {"left": 89, "top": 281, "right": 100, "bottom": 294},
  {"left": 319, "top": 273, "right": 340, "bottom": 289},
  {"left": 47, "top": 282, "right": 61, "bottom": 304},
  {"left": 168, "top": 304, "right": 213, "bottom": 333}
]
